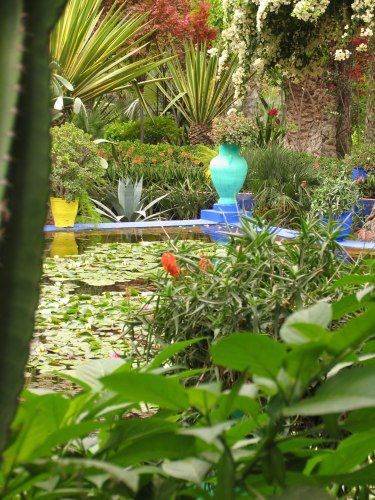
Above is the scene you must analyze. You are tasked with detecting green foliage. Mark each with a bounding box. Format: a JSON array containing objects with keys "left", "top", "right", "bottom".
[
  {"left": 316, "top": 156, "right": 351, "bottom": 178},
  {"left": 92, "top": 177, "right": 168, "bottom": 222},
  {"left": 159, "top": 42, "right": 237, "bottom": 126},
  {"left": 311, "top": 175, "right": 361, "bottom": 216},
  {"left": 50, "top": 0, "right": 171, "bottom": 102},
  {"left": 255, "top": 97, "right": 286, "bottom": 147},
  {"left": 0, "top": 0, "right": 68, "bottom": 457},
  {"left": 99, "top": 141, "right": 216, "bottom": 219},
  {"left": 244, "top": 146, "right": 319, "bottom": 214},
  {"left": 347, "top": 143, "right": 375, "bottom": 172},
  {"left": 2, "top": 278, "right": 374, "bottom": 498},
  {"left": 50, "top": 123, "right": 105, "bottom": 201},
  {"left": 105, "top": 116, "right": 183, "bottom": 145},
  {"left": 128, "top": 215, "right": 354, "bottom": 367},
  {"left": 211, "top": 113, "right": 256, "bottom": 148}
]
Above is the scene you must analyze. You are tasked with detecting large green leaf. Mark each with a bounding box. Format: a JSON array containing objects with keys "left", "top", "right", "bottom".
[
  {"left": 270, "top": 486, "right": 332, "bottom": 499},
  {"left": 284, "top": 366, "right": 375, "bottom": 416},
  {"left": 317, "top": 431, "right": 375, "bottom": 474},
  {"left": 211, "top": 332, "right": 286, "bottom": 379},
  {"left": 101, "top": 372, "right": 189, "bottom": 411},
  {"left": 280, "top": 302, "right": 332, "bottom": 345},
  {"left": 148, "top": 338, "right": 206, "bottom": 370},
  {"left": 162, "top": 458, "right": 211, "bottom": 486}
]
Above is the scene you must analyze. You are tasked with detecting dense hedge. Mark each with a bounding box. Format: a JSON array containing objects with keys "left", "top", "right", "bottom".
[{"left": 104, "top": 116, "right": 183, "bottom": 145}]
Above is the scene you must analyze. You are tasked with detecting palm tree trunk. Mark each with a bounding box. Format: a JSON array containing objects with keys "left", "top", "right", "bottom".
[{"left": 285, "top": 74, "right": 339, "bottom": 157}]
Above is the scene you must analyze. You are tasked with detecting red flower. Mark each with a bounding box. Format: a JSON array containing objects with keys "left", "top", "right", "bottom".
[
  {"left": 268, "top": 108, "right": 278, "bottom": 117},
  {"left": 328, "top": 83, "right": 335, "bottom": 91},
  {"left": 356, "top": 176, "right": 365, "bottom": 184},
  {"left": 161, "top": 252, "right": 182, "bottom": 278},
  {"left": 275, "top": 117, "right": 281, "bottom": 124},
  {"left": 199, "top": 256, "right": 212, "bottom": 271}
]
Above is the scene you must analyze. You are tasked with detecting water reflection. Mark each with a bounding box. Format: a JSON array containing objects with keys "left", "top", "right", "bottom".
[{"left": 50, "top": 232, "right": 78, "bottom": 257}]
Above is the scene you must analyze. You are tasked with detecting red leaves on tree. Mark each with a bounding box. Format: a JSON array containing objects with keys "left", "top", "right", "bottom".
[{"left": 129, "top": 0, "right": 217, "bottom": 49}]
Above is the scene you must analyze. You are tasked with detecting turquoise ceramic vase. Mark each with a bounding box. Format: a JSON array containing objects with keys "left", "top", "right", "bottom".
[{"left": 210, "top": 144, "right": 248, "bottom": 205}]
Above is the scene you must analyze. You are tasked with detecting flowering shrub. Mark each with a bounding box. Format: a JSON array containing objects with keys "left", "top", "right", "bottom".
[
  {"left": 221, "top": 0, "right": 374, "bottom": 102},
  {"left": 210, "top": 113, "right": 256, "bottom": 148},
  {"left": 347, "top": 142, "right": 375, "bottom": 172},
  {"left": 161, "top": 252, "right": 182, "bottom": 278}
]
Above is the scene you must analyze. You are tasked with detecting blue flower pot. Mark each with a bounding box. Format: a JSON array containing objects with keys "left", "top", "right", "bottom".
[
  {"left": 352, "top": 167, "right": 367, "bottom": 181},
  {"left": 323, "top": 211, "right": 353, "bottom": 241},
  {"left": 210, "top": 144, "right": 248, "bottom": 205}
]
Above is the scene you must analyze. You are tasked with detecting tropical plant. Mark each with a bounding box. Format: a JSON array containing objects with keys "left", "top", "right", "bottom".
[
  {"left": 311, "top": 175, "right": 361, "bottom": 217},
  {"left": 210, "top": 112, "right": 256, "bottom": 148},
  {"left": 158, "top": 43, "right": 237, "bottom": 145},
  {"left": 244, "top": 146, "right": 319, "bottom": 215},
  {"left": 347, "top": 142, "right": 375, "bottom": 172},
  {"left": 1, "top": 279, "right": 374, "bottom": 498},
  {"left": 92, "top": 177, "right": 168, "bottom": 222},
  {"left": 105, "top": 116, "right": 183, "bottom": 144},
  {"left": 255, "top": 96, "right": 286, "bottom": 147},
  {"left": 0, "top": 0, "right": 68, "bottom": 457},
  {"left": 49, "top": 0, "right": 171, "bottom": 103},
  {"left": 126, "top": 215, "right": 354, "bottom": 367},
  {"left": 50, "top": 123, "right": 106, "bottom": 201}
]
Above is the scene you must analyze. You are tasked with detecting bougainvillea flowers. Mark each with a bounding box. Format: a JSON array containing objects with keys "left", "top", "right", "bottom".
[{"left": 161, "top": 252, "right": 182, "bottom": 278}]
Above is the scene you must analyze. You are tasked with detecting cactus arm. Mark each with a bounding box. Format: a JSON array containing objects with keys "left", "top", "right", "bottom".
[
  {"left": 0, "top": 0, "right": 24, "bottom": 223},
  {"left": 0, "top": 0, "right": 68, "bottom": 456}
]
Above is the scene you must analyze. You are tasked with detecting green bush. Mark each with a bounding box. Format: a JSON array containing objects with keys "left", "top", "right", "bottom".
[
  {"left": 311, "top": 175, "right": 361, "bottom": 216},
  {"left": 128, "top": 215, "right": 354, "bottom": 367},
  {"left": 104, "top": 116, "right": 183, "bottom": 144},
  {"left": 347, "top": 142, "right": 375, "bottom": 172},
  {"left": 98, "top": 141, "right": 216, "bottom": 219},
  {"left": 50, "top": 123, "right": 105, "bottom": 201},
  {"left": 243, "top": 146, "right": 319, "bottom": 215},
  {"left": 3, "top": 270, "right": 374, "bottom": 498}
]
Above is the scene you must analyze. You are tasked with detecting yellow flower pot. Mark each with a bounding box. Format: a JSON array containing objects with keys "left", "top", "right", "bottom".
[
  {"left": 50, "top": 197, "right": 79, "bottom": 228},
  {"left": 50, "top": 232, "right": 78, "bottom": 258}
]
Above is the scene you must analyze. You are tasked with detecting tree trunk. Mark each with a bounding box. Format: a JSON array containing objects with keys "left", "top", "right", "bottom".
[
  {"left": 365, "top": 48, "right": 375, "bottom": 144},
  {"left": 336, "top": 62, "right": 353, "bottom": 157},
  {"left": 241, "top": 79, "right": 260, "bottom": 119},
  {"left": 188, "top": 123, "right": 213, "bottom": 145},
  {"left": 285, "top": 74, "right": 339, "bottom": 157}
]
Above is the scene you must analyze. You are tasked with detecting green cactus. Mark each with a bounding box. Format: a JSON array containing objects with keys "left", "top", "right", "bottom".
[{"left": 0, "top": 0, "right": 68, "bottom": 455}]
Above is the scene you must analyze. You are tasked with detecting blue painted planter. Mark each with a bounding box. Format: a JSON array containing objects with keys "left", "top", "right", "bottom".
[
  {"left": 210, "top": 144, "right": 248, "bottom": 205},
  {"left": 352, "top": 167, "right": 367, "bottom": 181},
  {"left": 356, "top": 197, "right": 375, "bottom": 219},
  {"left": 323, "top": 211, "right": 353, "bottom": 241}
]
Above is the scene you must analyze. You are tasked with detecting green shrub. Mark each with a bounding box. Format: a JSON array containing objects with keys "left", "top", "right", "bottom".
[
  {"left": 311, "top": 175, "right": 361, "bottom": 216},
  {"left": 128, "top": 215, "right": 354, "bottom": 367},
  {"left": 316, "top": 156, "right": 350, "bottom": 178},
  {"left": 3, "top": 267, "right": 374, "bottom": 498},
  {"left": 243, "top": 146, "right": 319, "bottom": 214},
  {"left": 104, "top": 116, "right": 183, "bottom": 144},
  {"left": 50, "top": 123, "right": 105, "bottom": 201},
  {"left": 347, "top": 142, "right": 375, "bottom": 172}
]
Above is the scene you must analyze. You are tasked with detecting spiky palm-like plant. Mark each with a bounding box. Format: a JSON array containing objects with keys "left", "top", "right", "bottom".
[
  {"left": 159, "top": 44, "right": 237, "bottom": 145},
  {"left": 50, "top": 0, "right": 171, "bottom": 102}
]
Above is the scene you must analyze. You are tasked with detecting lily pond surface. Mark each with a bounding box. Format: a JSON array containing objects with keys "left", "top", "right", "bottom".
[{"left": 29, "top": 228, "right": 215, "bottom": 388}]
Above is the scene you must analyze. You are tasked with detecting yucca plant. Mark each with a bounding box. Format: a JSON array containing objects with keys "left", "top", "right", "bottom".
[
  {"left": 50, "top": 0, "right": 171, "bottom": 102},
  {"left": 159, "top": 43, "right": 237, "bottom": 145}
]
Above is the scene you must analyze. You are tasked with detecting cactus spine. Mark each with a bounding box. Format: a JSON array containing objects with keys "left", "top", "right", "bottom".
[{"left": 0, "top": 0, "right": 68, "bottom": 455}]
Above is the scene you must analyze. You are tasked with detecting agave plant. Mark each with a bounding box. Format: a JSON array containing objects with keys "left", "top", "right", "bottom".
[
  {"left": 159, "top": 43, "right": 237, "bottom": 145},
  {"left": 50, "top": 0, "right": 171, "bottom": 102},
  {"left": 92, "top": 177, "right": 168, "bottom": 222}
]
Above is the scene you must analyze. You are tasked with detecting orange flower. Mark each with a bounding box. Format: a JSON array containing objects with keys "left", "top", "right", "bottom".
[
  {"left": 357, "top": 176, "right": 364, "bottom": 184},
  {"left": 161, "top": 252, "right": 182, "bottom": 278},
  {"left": 159, "top": 152, "right": 165, "bottom": 157},
  {"left": 194, "top": 160, "right": 200, "bottom": 165},
  {"left": 313, "top": 160, "right": 320, "bottom": 170},
  {"left": 151, "top": 157, "right": 157, "bottom": 163},
  {"left": 199, "top": 256, "right": 212, "bottom": 272},
  {"left": 181, "top": 151, "right": 189, "bottom": 158},
  {"left": 167, "top": 147, "right": 173, "bottom": 156}
]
